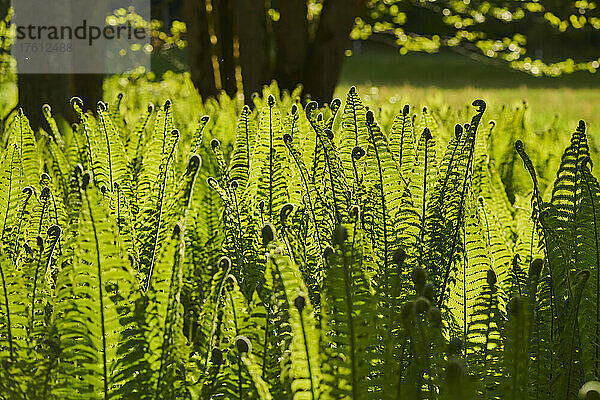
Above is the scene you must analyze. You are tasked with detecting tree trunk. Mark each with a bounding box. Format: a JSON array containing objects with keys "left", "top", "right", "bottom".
[
  {"left": 0, "top": 0, "right": 10, "bottom": 71},
  {"left": 16, "top": 1, "right": 103, "bottom": 128},
  {"left": 304, "top": 0, "right": 366, "bottom": 104},
  {"left": 18, "top": 75, "right": 73, "bottom": 128},
  {"left": 0, "top": 0, "right": 8, "bottom": 20},
  {"left": 275, "top": 0, "right": 308, "bottom": 95},
  {"left": 73, "top": 74, "right": 104, "bottom": 109},
  {"left": 215, "top": 0, "right": 237, "bottom": 97},
  {"left": 18, "top": 73, "right": 103, "bottom": 128},
  {"left": 235, "top": 0, "right": 269, "bottom": 104},
  {"left": 184, "top": 0, "right": 218, "bottom": 99},
  {"left": 14, "top": 0, "right": 71, "bottom": 128}
]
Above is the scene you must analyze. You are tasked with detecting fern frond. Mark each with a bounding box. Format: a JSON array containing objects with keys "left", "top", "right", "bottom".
[
  {"left": 339, "top": 87, "right": 369, "bottom": 196},
  {"left": 52, "top": 172, "right": 138, "bottom": 399},
  {"left": 320, "top": 223, "right": 377, "bottom": 400},
  {"left": 388, "top": 104, "right": 415, "bottom": 181},
  {"left": 229, "top": 106, "right": 255, "bottom": 190},
  {"left": 270, "top": 251, "right": 321, "bottom": 400}
]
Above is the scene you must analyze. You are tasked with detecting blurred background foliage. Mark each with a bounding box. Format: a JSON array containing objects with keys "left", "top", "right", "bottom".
[
  {"left": 354, "top": 0, "right": 600, "bottom": 76},
  {"left": 0, "top": 0, "right": 598, "bottom": 130}
]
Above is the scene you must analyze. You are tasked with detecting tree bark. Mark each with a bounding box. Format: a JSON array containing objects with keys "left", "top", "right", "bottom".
[
  {"left": 275, "top": 0, "right": 308, "bottom": 94},
  {"left": 184, "top": 0, "right": 218, "bottom": 99},
  {"left": 18, "top": 73, "right": 103, "bottom": 128},
  {"left": 18, "top": 75, "right": 74, "bottom": 128},
  {"left": 215, "top": 0, "right": 237, "bottom": 97},
  {"left": 234, "top": 0, "right": 269, "bottom": 103},
  {"left": 0, "top": 0, "right": 10, "bottom": 67},
  {"left": 304, "top": 0, "right": 366, "bottom": 104},
  {"left": 73, "top": 74, "right": 104, "bottom": 109},
  {"left": 16, "top": 1, "right": 103, "bottom": 128},
  {"left": 0, "top": 0, "right": 8, "bottom": 20}
]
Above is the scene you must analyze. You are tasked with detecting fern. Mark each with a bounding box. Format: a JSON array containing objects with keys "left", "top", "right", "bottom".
[
  {"left": 52, "top": 170, "right": 138, "bottom": 399},
  {"left": 320, "top": 223, "right": 378, "bottom": 399},
  {"left": 0, "top": 83, "right": 598, "bottom": 400}
]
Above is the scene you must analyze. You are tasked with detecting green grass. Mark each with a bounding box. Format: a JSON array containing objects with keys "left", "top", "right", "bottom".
[{"left": 336, "top": 48, "right": 600, "bottom": 133}]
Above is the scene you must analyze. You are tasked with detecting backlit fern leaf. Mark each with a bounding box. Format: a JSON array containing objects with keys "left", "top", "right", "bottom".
[
  {"left": 270, "top": 250, "right": 321, "bottom": 400},
  {"left": 229, "top": 106, "right": 255, "bottom": 191},
  {"left": 339, "top": 87, "right": 369, "bottom": 196},
  {"left": 9, "top": 110, "right": 40, "bottom": 189},
  {"left": 96, "top": 101, "right": 130, "bottom": 194},
  {"left": 426, "top": 100, "right": 487, "bottom": 306},
  {"left": 308, "top": 104, "right": 350, "bottom": 228},
  {"left": 0, "top": 143, "right": 24, "bottom": 260},
  {"left": 245, "top": 95, "right": 290, "bottom": 227},
  {"left": 466, "top": 270, "right": 506, "bottom": 400},
  {"left": 574, "top": 156, "right": 600, "bottom": 381},
  {"left": 363, "top": 110, "right": 405, "bottom": 279},
  {"left": 320, "top": 223, "right": 378, "bottom": 400},
  {"left": 448, "top": 196, "right": 490, "bottom": 341},
  {"left": 52, "top": 172, "right": 138, "bottom": 399},
  {"left": 388, "top": 104, "right": 415, "bottom": 181},
  {"left": 477, "top": 197, "right": 512, "bottom": 287}
]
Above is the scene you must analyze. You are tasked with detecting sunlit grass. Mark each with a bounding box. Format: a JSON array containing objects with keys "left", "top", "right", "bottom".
[{"left": 337, "top": 49, "right": 600, "bottom": 132}]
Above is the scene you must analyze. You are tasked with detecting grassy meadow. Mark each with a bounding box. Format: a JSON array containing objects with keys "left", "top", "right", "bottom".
[{"left": 337, "top": 48, "right": 600, "bottom": 131}]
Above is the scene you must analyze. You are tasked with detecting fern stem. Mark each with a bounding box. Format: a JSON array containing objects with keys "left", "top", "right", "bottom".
[
  {"left": 268, "top": 103, "right": 274, "bottom": 222},
  {"left": 230, "top": 186, "right": 245, "bottom": 257},
  {"left": 398, "top": 112, "right": 406, "bottom": 168},
  {"left": 416, "top": 317, "right": 430, "bottom": 399},
  {"left": 245, "top": 112, "right": 250, "bottom": 180},
  {"left": 462, "top": 226, "right": 468, "bottom": 347},
  {"left": 351, "top": 155, "right": 361, "bottom": 198},
  {"left": 37, "top": 199, "right": 48, "bottom": 237},
  {"left": 421, "top": 131, "right": 429, "bottom": 244},
  {"left": 29, "top": 244, "right": 44, "bottom": 339},
  {"left": 82, "top": 122, "right": 95, "bottom": 181},
  {"left": 563, "top": 272, "right": 588, "bottom": 399},
  {"left": 539, "top": 223, "right": 571, "bottom": 330},
  {"left": 316, "top": 130, "right": 341, "bottom": 224},
  {"left": 437, "top": 103, "right": 486, "bottom": 306},
  {"left": 238, "top": 357, "right": 244, "bottom": 400},
  {"left": 18, "top": 115, "right": 23, "bottom": 174},
  {"left": 533, "top": 286, "right": 540, "bottom": 400},
  {"left": 116, "top": 185, "right": 121, "bottom": 232},
  {"left": 352, "top": 98, "right": 359, "bottom": 146},
  {"left": 161, "top": 103, "right": 169, "bottom": 156},
  {"left": 99, "top": 111, "right": 114, "bottom": 192},
  {"left": 155, "top": 156, "right": 199, "bottom": 397},
  {"left": 513, "top": 257, "right": 523, "bottom": 297},
  {"left": 41, "top": 354, "right": 58, "bottom": 400}
]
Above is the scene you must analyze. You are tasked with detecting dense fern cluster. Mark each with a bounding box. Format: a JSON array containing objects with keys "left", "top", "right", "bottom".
[{"left": 0, "top": 83, "right": 599, "bottom": 399}]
